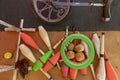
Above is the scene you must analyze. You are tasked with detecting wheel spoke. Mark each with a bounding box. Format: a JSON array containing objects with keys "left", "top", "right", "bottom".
[
  {"left": 39, "top": 5, "right": 50, "bottom": 13},
  {"left": 48, "top": 8, "right": 53, "bottom": 20}
]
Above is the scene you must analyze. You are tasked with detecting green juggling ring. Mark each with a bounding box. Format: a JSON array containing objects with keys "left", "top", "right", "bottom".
[{"left": 61, "top": 34, "right": 95, "bottom": 69}]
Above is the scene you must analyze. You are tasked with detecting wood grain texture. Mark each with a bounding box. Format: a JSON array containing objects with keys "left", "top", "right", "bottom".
[{"left": 0, "top": 31, "right": 120, "bottom": 80}]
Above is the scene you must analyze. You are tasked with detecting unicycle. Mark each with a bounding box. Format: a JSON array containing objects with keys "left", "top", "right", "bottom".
[{"left": 31, "top": 0, "right": 113, "bottom": 24}]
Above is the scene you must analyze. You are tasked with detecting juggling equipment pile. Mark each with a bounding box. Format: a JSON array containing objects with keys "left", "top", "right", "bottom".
[{"left": 0, "top": 20, "right": 119, "bottom": 80}]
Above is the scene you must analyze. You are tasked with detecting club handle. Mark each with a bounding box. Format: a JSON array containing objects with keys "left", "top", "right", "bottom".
[
  {"left": 102, "top": 0, "right": 113, "bottom": 22},
  {"left": 40, "top": 68, "right": 52, "bottom": 79},
  {"left": 100, "top": 33, "right": 105, "bottom": 55}
]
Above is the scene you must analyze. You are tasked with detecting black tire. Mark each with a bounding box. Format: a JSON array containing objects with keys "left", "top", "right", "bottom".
[{"left": 31, "top": 0, "right": 71, "bottom": 25}]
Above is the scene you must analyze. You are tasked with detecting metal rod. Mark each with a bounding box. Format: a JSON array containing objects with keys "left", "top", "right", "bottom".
[{"left": 53, "top": 2, "right": 104, "bottom": 7}]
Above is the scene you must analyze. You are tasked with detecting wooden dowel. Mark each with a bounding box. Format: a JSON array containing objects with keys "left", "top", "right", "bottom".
[{"left": 0, "top": 20, "right": 20, "bottom": 31}]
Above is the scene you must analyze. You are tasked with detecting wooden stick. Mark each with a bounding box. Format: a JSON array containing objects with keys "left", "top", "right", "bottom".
[
  {"left": 4, "top": 28, "right": 18, "bottom": 31},
  {"left": 0, "top": 20, "right": 20, "bottom": 31},
  {"left": 3, "top": 19, "right": 36, "bottom": 32},
  {"left": 0, "top": 66, "right": 15, "bottom": 72},
  {"left": 21, "top": 28, "right": 36, "bottom": 32},
  {"left": 4, "top": 27, "right": 36, "bottom": 32},
  {"left": 0, "top": 66, "right": 32, "bottom": 73},
  {"left": 19, "top": 19, "right": 36, "bottom": 32},
  {"left": 12, "top": 19, "right": 23, "bottom": 80},
  {"left": 19, "top": 19, "right": 24, "bottom": 29},
  {"left": 12, "top": 32, "right": 21, "bottom": 80},
  {"left": 0, "top": 65, "right": 13, "bottom": 68}
]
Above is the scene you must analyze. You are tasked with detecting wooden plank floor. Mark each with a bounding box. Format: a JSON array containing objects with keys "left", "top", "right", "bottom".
[{"left": 0, "top": 31, "right": 120, "bottom": 80}]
